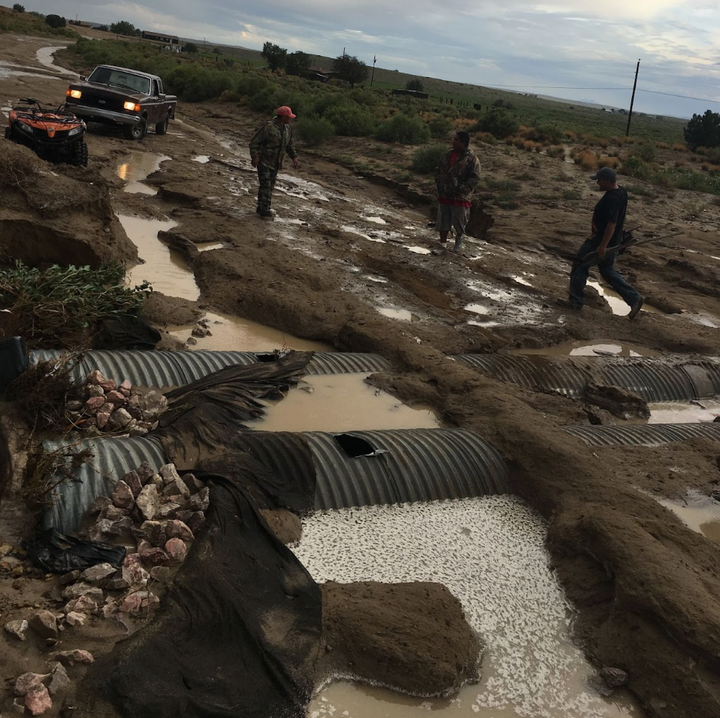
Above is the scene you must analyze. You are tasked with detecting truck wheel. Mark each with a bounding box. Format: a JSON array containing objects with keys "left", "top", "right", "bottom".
[
  {"left": 71, "top": 140, "right": 89, "bottom": 167},
  {"left": 123, "top": 117, "right": 147, "bottom": 141},
  {"left": 155, "top": 113, "right": 170, "bottom": 135}
]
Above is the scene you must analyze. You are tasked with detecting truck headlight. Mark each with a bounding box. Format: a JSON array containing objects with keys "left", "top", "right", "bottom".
[
  {"left": 123, "top": 101, "right": 141, "bottom": 112},
  {"left": 67, "top": 89, "right": 82, "bottom": 99}
]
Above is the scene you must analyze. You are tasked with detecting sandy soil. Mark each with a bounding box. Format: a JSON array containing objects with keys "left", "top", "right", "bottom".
[{"left": 2, "top": 33, "right": 720, "bottom": 718}]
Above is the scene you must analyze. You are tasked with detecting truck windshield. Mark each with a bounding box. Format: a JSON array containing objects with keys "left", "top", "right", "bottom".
[{"left": 88, "top": 67, "right": 151, "bottom": 95}]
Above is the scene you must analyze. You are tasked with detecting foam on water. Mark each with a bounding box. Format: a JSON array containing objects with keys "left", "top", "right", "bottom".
[{"left": 296, "top": 498, "right": 638, "bottom": 718}]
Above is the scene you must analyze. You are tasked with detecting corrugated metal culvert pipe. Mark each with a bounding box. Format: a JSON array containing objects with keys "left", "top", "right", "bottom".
[
  {"left": 564, "top": 423, "right": 720, "bottom": 446},
  {"left": 43, "top": 428, "right": 509, "bottom": 534},
  {"left": 29, "top": 350, "right": 392, "bottom": 388},
  {"left": 454, "top": 355, "right": 720, "bottom": 402}
]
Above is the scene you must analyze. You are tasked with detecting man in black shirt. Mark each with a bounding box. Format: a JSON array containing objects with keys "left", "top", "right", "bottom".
[{"left": 558, "top": 167, "right": 644, "bottom": 319}]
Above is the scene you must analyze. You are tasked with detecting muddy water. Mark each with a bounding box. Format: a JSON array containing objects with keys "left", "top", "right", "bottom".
[
  {"left": 515, "top": 341, "right": 661, "bottom": 357},
  {"left": 117, "top": 215, "right": 199, "bottom": 300},
  {"left": 169, "top": 310, "right": 330, "bottom": 352},
  {"left": 377, "top": 307, "right": 420, "bottom": 322},
  {"left": 117, "top": 152, "right": 170, "bottom": 195},
  {"left": 298, "top": 498, "right": 642, "bottom": 718},
  {"left": 586, "top": 281, "right": 661, "bottom": 317},
  {"left": 649, "top": 400, "right": 720, "bottom": 424},
  {"left": 246, "top": 374, "right": 440, "bottom": 432},
  {"left": 35, "top": 46, "right": 78, "bottom": 77},
  {"left": 654, "top": 490, "right": 720, "bottom": 542}
]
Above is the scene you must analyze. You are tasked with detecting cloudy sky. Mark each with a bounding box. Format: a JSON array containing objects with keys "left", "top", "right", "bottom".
[{"left": 29, "top": 0, "right": 720, "bottom": 118}]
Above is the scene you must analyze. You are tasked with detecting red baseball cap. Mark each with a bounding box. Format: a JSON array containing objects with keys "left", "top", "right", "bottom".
[{"left": 276, "top": 105, "right": 296, "bottom": 118}]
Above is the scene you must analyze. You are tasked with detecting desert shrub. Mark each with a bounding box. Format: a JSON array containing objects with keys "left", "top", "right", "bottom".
[
  {"left": 0, "top": 263, "right": 151, "bottom": 345},
  {"left": 296, "top": 114, "right": 334, "bottom": 147},
  {"left": 672, "top": 143, "right": 686, "bottom": 152},
  {"left": 164, "top": 64, "right": 236, "bottom": 102},
  {"left": 546, "top": 145, "right": 565, "bottom": 158},
  {"left": 236, "top": 73, "right": 269, "bottom": 97},
  {"left": 706, "top": 147, "right": 720, "bottom": 164},
  {"left": 598, "top": 155, "right": 621, "bottom": 169},
  {"left": 429, "top": 116, "right": 453, "bottom": 139},
  {"left": 219, "top": 90, "right": 241, "bottom": 103},
  {"left": 527, "top": 124, "right": 563, "bottom": 144},
  {"left": 45, "top": 14, "right": 65, "bottom": 28},
  {"left": 632, "top": 142, "right": 656, "bottom": 162},
  {"left": 246, "top": 84, "right": 285, "bottom": 113},
  {"left": 621, "top": 156, "right": 652, "bottom": 180},
  {"left": 348, "top": 88, "right": 380, "bottom": 107},
  {"left": 472, "top": 109, "right": 519, "bottom": 139},
  {"left": 563, "top": 189, "right": 582, "bottom": 200},
  {"left": 411, "top": 144, "right": 447, "bottom": 174},
  {"left": 574, "top": 150, "right": 598, "bottom": 170},
  {"left": 376, "top": 114, "right": 430, "bottom": 144},
  {"left": 325, "top": 103, "right": 377, "bottom": 136},
  {"left": 476, "top": 132, "right": 497, "bottom": 145}
]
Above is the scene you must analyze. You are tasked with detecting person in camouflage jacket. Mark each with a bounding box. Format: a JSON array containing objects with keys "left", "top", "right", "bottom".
[
  {"left": 249, "top": 105, "right": 300, "bottom": 218},
  {"left": 434, "top": 131, "right": 481, "bottom": 253}
]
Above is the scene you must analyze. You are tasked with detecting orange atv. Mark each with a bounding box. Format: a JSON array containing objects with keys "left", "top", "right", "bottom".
[{"left": 5, "top": 98, "right": 88, "bottom": 167}]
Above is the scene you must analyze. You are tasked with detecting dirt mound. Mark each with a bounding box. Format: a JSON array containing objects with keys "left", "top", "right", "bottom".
[
  {"left": 318, "top": 581, "right": 481, "bottom": 696},
  {"left": 0, "top": 143, "right": 136, "bottom": 268}
]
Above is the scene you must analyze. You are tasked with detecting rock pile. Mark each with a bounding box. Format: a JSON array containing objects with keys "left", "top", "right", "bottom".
[
  {"left": 66, "top": 370, "right": 167, "bottom": 436},
  {"left": 3, "top": 461, "right": 208, "bottom": 714}
]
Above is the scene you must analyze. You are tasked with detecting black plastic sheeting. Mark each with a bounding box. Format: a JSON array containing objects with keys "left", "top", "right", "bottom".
[
  {"left": 74, "top": 467, "right": 322, "bottom": 718},
  {"left": 23, "top": 529, "right": 126, "bottom": 573},
  {"left": 29, "top": 349, "right": 391, "bottom": 387},
  {"left": 564, "top": 422, "right": 720, "bottom": 446},
  {"left": 455, "top": 354, "right": 720, "bottom": 402}
]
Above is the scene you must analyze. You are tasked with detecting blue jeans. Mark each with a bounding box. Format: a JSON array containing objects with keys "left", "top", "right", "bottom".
[{"left": 569, "top": 237, "right": 641, "bottom": 308}]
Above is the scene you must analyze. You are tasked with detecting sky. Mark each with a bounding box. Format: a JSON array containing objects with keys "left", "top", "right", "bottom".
[{"left": 24, "top": 0, "right": 720, "bottom": 118}]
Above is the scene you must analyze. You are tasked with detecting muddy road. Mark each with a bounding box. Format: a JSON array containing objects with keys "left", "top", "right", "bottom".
[{"left": 2, "top": 32, "right": 720, "bottom": 718}]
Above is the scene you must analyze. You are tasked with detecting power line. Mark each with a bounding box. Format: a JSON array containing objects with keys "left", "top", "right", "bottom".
[{"left": 482, "top": 83, "right": 720, "bottom": 105}]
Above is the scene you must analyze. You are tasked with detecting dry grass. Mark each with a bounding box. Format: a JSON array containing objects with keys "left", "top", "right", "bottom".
[
  {"left": 574, "top": 150, "right": 598, "bottom": 170},
  {"left": 22, "top": 443, "right": 93, "bottom": 512},
  {"left": 672, "top": 143, "right": 686, "bottom": 152},
  {"left": 598, "top": 155, "right": 621, "bottom": 169}
]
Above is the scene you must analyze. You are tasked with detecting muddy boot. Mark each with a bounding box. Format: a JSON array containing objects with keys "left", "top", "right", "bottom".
[
  {"left": 432, "top": 244, "right": 448, "bottom": 256},
  {"left": 453, "top": 235, "right": 464, "bottom": 253}
]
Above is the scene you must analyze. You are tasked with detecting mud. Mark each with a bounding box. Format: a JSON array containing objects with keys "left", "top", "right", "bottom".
[{"left": 3, "top": 33, "right": 720, "bottom": 718}]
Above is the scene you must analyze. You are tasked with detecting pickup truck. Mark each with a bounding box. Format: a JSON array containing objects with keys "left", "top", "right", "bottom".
[{"left": 65, "top": 65, "right": 177, "bottom": 141}]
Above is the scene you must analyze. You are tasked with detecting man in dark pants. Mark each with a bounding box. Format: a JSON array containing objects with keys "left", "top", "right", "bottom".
[
  {"left": 249, "top": 105, "right": 300, "bottom": 218},
  {"left": 558, "top": 167, "right": 644, "bottom": 319}
]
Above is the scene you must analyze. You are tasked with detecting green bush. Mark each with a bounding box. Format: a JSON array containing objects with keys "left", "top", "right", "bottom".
[
  {"left": 632, "top": 142, "right": 656, "bottom": 162},
  {"left": 325, "top": 102, "right": 377, "bottom": 136},
  {"left": 411, "top": 144, "right": 447, "bottom": 174},
  {"left": 428, "top": 116, "right": 453, "bottom": 139},
  {"left": 164, "top": 64, "right": 236, "bottom": 102},
  {"left": 376, "top": 114, "right": 430, "bottom": 144},
  {"left": 236, "top": 73, "right": 269, "bottom": 97},
  {"left": 473, "top": 109, "right": 519, "bottom": 139},
  {"left": 620, "top": 156, "right": 653, "bottom": 180},
  {"left": 706, "top": 147, "right": 720, "bottom": 164},
  {"left": 528, "top": 124, "right": 563, "bottom": 143},
  {"left": 296, "top": 115, "right": 335, "bottom": 147},
  {"left": 684, "top": 110, "right": 720, "bottom": 150}
]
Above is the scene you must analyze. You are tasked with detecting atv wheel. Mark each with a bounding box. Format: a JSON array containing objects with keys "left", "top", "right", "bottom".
[
  {"left": 123, "top": 117, "right": 147, "bottom": 141},
  {"left": 4, "top": 126, "right": 12, "bottom": 140},
  {"left": 155, "top": 113, "right": 170, "bottom": 135},
  {"left": 71, "top": 140, "right": 88, "bottom": 167}
]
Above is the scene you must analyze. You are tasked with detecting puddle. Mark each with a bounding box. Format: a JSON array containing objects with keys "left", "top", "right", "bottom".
[
  {"left": 586, "top": 282, "right": 662, "bottom": 317},
  {"left": 298, "top": 497, "right": 642, "bottom": 718},
  {"left": 192, "top": 155, "right": 210, "bottom": 163},
  {"left": 196, "top": 242, "right": 224, "bottom": 252},
  {"left": 117, "top": 152, "right": 170, "bottom": 195},
  {"left": 511, "top": 274, "right": 534, "bottom": 287},
  {"left": 515, "top": 341, "right": 661, "bottom": 357},
  {"left": 377, "top": 308, "right": 419, "bottom": 322},
  {"left": 468, "top": 320, "right": 500, "bottom": 328},
  {"left": 118, "top": 215, "right": 198, "bottom": 300},
  {"left": 406, "top": 246, "right": 431, "bottom": 255},
  {"left": 362, "top": 216, "right": 387, "bottom": 225},
  {"left": 276, "top": 173, "right": 332, "bottom": 201},
  {"left": 169, "top": 310, "right": 331, "bottom": 352},
  {"left": 364, "top": 275, "right": 388, "bottom": 284},
  {"left": 0, "top": 61, "right": 63, "bottom": 81},
  {"left": 35, "top": 46, "right": 78, "bottom": 76},
  {"left": 648, "top": 400, "right": 720, "bottom": 424},
  {"left": 654, "top": 490, "right": 720, "bottom": 542},
  {"left": 685, "top": 312, "right": 720, "bottom": 329},
  {"left": 464, "top": 303, "right": 490, "bottom": 316},
  {"left": 247, "top": 374, "right": 441, "bottom": 432}
]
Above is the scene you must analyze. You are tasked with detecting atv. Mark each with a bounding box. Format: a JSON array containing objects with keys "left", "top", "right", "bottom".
[{"left": 4, "top": 98, "right": 88, "bottom": 167}]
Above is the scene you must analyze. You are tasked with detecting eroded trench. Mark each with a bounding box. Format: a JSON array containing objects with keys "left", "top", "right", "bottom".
[{"left": 103, "top": 150, "right": 649, "bottom": 717}]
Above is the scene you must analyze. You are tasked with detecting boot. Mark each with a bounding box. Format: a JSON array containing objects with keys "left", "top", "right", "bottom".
[{"left": 453, "top": 235, "right": 464, "bottom": 253}]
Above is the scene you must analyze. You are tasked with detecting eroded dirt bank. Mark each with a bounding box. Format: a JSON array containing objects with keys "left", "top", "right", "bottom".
[{"left": 1, "top": 32, "right": 720, "bottom": 718}]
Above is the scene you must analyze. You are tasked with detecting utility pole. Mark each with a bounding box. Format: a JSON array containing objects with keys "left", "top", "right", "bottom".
[
  {"left": 626, "top": 59, "right": 640, "bottom": 137},
  {"left": 370, "top": 55, "right": 376, "bottom": 87}
]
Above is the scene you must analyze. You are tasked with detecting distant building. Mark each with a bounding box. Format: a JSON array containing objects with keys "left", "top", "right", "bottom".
[{"left": 141, "top": 30, "right": 179, "bottom": 45}]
